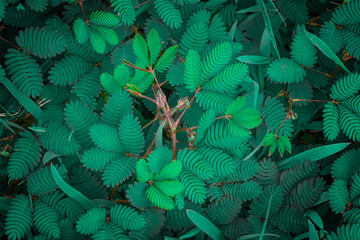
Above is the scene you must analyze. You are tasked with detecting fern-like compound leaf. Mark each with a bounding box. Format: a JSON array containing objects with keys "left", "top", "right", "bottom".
[
  {"left": 110, "top": 0, "right": 135, "bottom": 26},
  {"left": 155, "top": 45, "right": 179, "bottom": 73},
  {"left": 331, "top": 0, "right": 360, "bottom": 25},
  {"left": 267, "top": 58, "right": 306, "bottom": 83},
  {"left": 328, "top": 179, "right": 349, "bottom": 214},
  {"left": 154, "top": 160, "right": 183, "bottom": 182},
  {"left": 76, "top": 207, "right": 106, "bottom": 235},
  {"left": 291, "top": 29, "right": 317, "bottom": 67},
  {"left": 332, "top": 149, "right": 360, "bottom": 181},
  {"left": 89, "top": 10, "right": 120, "bottom": 27},
  {"left": 202, "top": 41, "right": 233, "bottom": 81},
  {"left": 203, "top": 63, "right": 248, "bottom": 93},
  {"left": 16, "top": 27, "right": 68, "bottom": 58},
  {"left": 110, "top": 204, "right": 146, "bottom": 230},
  {"left": 154, "top": 0, "right": 183, "bottom": 29},
  {"left": 330, "top": 73, "right": 360, "bottom": 100},
  {"left": 48, "top": 55, "right": 92, "bottom": 86},
  {"left": 147, "top": 146, "right": 173, "bottom": 174},
  {"left": 33, "top": 202, "right": 61, "bottom": 239},
  {"left": 147, "top": 29, "right": 162, "bottom": 65},
  {"left": 177, "top": 148, "right": 214, "bottom": 181},
  {"left": 133, "top": 34, "right": 150, "bottom": 67},
  {"left": 102, "top": 89, "right": 133, "bottom": 127},
  {"left": 146, "top": 185, "right": 175, "bottom": 210},
  {"left": 119, "top": 113, "right": 145, "bottom": 155},
  {"left": 136, "top": 158, "right": 154, "bottom": 183},
  {"left": 180, "top": 170, "right": 207, "bottom": 204},
  {"left": 73, "top": 18, "right": 90, "bottom": 44},
  {"left": 89, "top": 28, "right": 107, "bottom": 54},
  {"left": 183, "top": 49, "right": 202, "bottom": 92},
  {"left": 323, "top": 102, "right": 340, "bottom": 141},
  {"left": 5, "top": 48, "right": 43, "bottom": 97},
  {"left": 7, "top": 131, "right": 42, "bottom": 181},
  {"left": 89, "top": 123, "right": 124, "bottom": 153},
  {"left": 81, "top": 147, "right": 122, "bottom": 172},
  {"left": 5, "top": 195, "right": 33, "bottom": 240},
  {"left": 194, "top": 109, "right": 216, "bottom": 145},
  {"left": 102, "top": 157, "right": 137, "bottom": 187},
  {"left": 39, "top": 122, "right": 81, "bottom": 155}
]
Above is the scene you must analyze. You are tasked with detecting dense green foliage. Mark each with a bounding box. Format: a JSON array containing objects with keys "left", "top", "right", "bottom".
[{"left": 1, "top": 0, "right": 360, "bottom": 239}]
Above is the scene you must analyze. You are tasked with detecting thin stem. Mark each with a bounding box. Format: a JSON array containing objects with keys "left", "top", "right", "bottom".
[
  {"left": 292, "top": 98, "right": 338, "bottom": 104},
  {"left": 175, "top": 126, "right": 198, "bottom": 133},
  {"left": 143, "top": 133, "right": 156, "bottom": 158},
  {"left": 78, "top": 1, "right": 88, "bottom": 22},
  {"left": 112, "top": 199, "right": 130, "bottom": 204},
  {"left": 159, "top": 80, "right": 167, "bottom": 86},
  {"left": 149, "top": 68, "right": 167, "bottom": 105},
  {"left": 301, "top": 65, "right": 331, "bottom": 78},
  {"left": 121, "top": 59, "right": 149, "bottom": 72},
  {"left": 175, "top": 114, "right": 232, "bottom": 133},
  {"left": 215, "top": 115, "right": 232, "bottom": 120},
  {"left": 275, "top": 115, "right": 289, "bottom": 137},
  {"left": 109, "top": 185, "right": 119, "bottom": 200},
  {"left": 130, "top": 25, "right": 139, "bottom": 34},
  {"left": 126, "top": 89, "right": 158, "bottom": 105},
  {"left": 142, "top": 116, "right": 158, "bottom": 129},
  {"left": 135, "top": 0, "right": 153, "bottom": 8},
  {"left": 175, "top": 87, "right": 200, "bottom": 127},
  {"left": 0, "top": 37, "right": 21, "bottom": 50}
]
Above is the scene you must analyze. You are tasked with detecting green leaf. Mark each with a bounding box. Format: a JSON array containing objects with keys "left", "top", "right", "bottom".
[
  {"left": 155, "top": 121, "right": 164, "bottom": 149},
  {"left": 73, "top": 18, "right": 89, "bottom": 44},
  {"left": 305, "top": 210, "right": 324, "bottom": 229},
  {"left": 186, "top": 210, "right": 225, "bottom": 240},
  {"left": 133, "top": 34, "right": 150, "bottom": 67},
  {"left": 277, "top": 143, "right": 351, "bottom": 171},
  {"left": 51, "top": 165, "right": 94, "bottom": 210},
  {"left": 255, "top": 0, "right": 280, "bottom": 58},
  {"left": 89, "top": 29, "right": 106, "bottom": 54},
  {"left": 42, "top": 151, "right": 61, "bottom": 165},
  {"left": 238, "top": 233, "right": 280, "bottom": 240},
  {"left": 1, "top": 78, "right": 43, "bottom": 121},
  {"left": 237, "top": 55, "right": 272, "bottom": 65},
  {"left": 155, "top": 45, "right": 179, "bottom": 72},
  {"left": 147, "top": 29, "right": 162, "bottom": 65},
  {"left": 305, "top": 30, "right": 351, "bottom": 74},
  {"left": 183, "top": 49, "right": 202, "bottom": 92},
  {"left": 136, "top": 159, "right": 153, "bottom": 183},
  {"left": 308, "top": 220, "right": 320, "bottom": 240},
  {"left": 260, "top": 195, "right": 272, "bottom": 240},
  {"left": 267, "top": 58, "right": 306, "bottom": 83}
]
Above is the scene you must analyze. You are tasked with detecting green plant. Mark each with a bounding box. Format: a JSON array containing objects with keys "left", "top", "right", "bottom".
[{"left": 1, "top": 0, "right": 360, "bottom": 239}]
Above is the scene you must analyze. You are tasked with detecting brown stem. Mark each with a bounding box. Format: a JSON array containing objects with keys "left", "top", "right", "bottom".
[
  {"left": 174, "top": 87, "right": 200, "bottom": 127},
  {"left": 109, "top": 185, "right": 119, "bottom": 200},
  {"left": 135, "top": 0, "right": 153, "bottom": 8},
  {"left": 130, "top": 25, "right": 139, "bottom": 34},
  {"left": 215, "top": 115, "right": 232, "bottom": 120},
  {"left": 175, "top": 114, "right": 232, "bottom": 133},
  {"left": 143, "top": 133, "right": 156, "bottom": 158},
  {"left": 112, "top": 199, "right": 130, "bottom": 204},
  {"left": 78, "top": 1, "right": 87, "bottom": 22},
  {"left": 292, "top": 98, "right": 339, "bottom": 104},
  {"left": 0, "top": 37, "right": 21, "bottom": 50},
  {"left": 275, "top": 115, "right": 289, "bottom": 137},
  {"left": 126, "top": 89, "right": 158, "bottom": 105},
  {"left": 142, "top": 116, "right": 158, "bottom": 129},
  {"left": 301, "top": 65, "right": 331, "bottom": 78},
  {"left": 121, "top": 59, "right": 149, "bottom": 72},
  {"left": 175, "top": 126, "right": 198, "bottom": 133},
  {"left": 159, "top": 80, "right": 167, "bottom": 86},
  {"left": 149, "top": 68, "right": 167, "bottom": 107}
]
